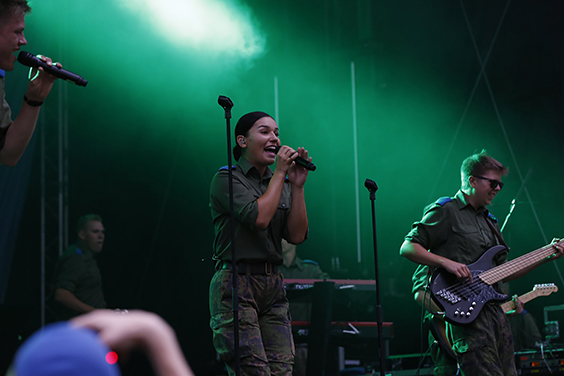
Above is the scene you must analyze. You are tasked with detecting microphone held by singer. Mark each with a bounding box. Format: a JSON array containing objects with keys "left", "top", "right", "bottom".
[
  {"left": 17, "top": 51, "right": 88, "bottom": 87},
  {"left": 274, "top": 146, "right": 316, "bottom": 171}
]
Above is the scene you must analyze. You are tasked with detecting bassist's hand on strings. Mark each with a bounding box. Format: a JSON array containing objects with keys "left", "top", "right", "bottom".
[{"left": 441, "top": 258, "right": 473, "bottom": 283}]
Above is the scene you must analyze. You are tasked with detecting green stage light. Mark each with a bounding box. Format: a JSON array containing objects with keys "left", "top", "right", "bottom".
[{"left": 117, "top": 0, "right": 265, "bottom": 58}]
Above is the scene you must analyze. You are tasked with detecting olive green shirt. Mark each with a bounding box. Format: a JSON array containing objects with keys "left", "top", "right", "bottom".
[
  {"left": 280, "top": 256, "right": 329, "bottom": 322},
  {"left": 52, "top": 243, "right": 105, "bottom": 319},
  {"left": 210, "top": 157, "right": 298, "bottom": 265},
  {"left": 411, "top": 263, "right": 431, "bottom": 296},
  {"left": 279, "top": 256, "right": 329, "bottom": 280},
  {"left": 405, "top": 190, "right": 507, "bottom": 267}
]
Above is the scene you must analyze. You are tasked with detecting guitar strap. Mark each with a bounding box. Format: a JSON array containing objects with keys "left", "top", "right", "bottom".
[{"left": 483, "top": 212, "right": 509, "bottom": 251}]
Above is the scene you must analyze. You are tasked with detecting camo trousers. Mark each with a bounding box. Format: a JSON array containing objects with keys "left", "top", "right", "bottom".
[
  {"left": 448, "top": 304, "right": 517, "bottom": 376},
  {"left": 209, "top": 269, "right": 294, "bottom": 376},
  {"left": 429, "top": 331, "right": 458, "bottom": 376}
]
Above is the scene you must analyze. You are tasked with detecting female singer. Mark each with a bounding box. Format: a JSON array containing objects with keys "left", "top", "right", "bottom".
[{"left": 209, "top": 111, "right": 311, "bottom": 375}]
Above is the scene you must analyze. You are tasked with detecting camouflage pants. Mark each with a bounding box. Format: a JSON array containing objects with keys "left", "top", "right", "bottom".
[
  {"left": 448, "top": 304, "right": 517, "bottom": 376},
  {"left": 429, "top": 331, "right": 458, "bottom": 376},
  {"left": 209, "top": 270, "right": 295, "bottom": 376}
]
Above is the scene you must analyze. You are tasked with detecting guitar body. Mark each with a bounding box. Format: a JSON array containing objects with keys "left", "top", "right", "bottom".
[{"left": 430, "top": 245, "right": 508, "bottom": 325}]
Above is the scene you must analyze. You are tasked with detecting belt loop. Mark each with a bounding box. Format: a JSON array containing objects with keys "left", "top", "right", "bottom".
[{"left": 265, "top": 263, "right": 271, "bottom": 276}]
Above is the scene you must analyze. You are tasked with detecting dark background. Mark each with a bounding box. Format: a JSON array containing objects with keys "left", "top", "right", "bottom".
[{"left": 2, "top": 0, "right": 564, "bottom": 374}]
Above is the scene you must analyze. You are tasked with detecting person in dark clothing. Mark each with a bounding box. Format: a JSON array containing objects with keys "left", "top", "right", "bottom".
[
  {"left": 51, "top": 214, "right": 106, "bottom": 320},
  {"left": 209, "top": 111, "right": 311, "bottom": 376}
]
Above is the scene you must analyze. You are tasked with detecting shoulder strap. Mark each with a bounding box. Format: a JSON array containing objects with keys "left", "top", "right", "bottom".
[{"left": 483, "top": 212, "right": 509, "bottom": 251}]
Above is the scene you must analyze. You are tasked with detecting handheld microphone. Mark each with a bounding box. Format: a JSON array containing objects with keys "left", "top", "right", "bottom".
[
  {"left": 17, "top": 51, "right": 88, "bottom": 87},
  {"left": 274, "top": 146, "right": 316, "bottom": 171}
]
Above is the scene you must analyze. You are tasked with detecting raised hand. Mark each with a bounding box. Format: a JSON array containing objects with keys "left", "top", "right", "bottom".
[
  {"left": 25, "top": 54, "right": 60, "bottom": 103},
  {"left": 287, "top": 147, "right": 310, "bottom": 187},
  {"left": 273, "top": 145, "right": 297, "bottom": 175}
]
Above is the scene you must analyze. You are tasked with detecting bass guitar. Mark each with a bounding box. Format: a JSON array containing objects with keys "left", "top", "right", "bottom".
[
  {"left": 431, "top": 283, "right": 558, "bottom": 358},
  {"left": 430, "top": 240, "right": 563, "bottom": 325}
]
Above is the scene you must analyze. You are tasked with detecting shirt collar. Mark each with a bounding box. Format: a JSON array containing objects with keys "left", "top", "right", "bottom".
[
  {"left": 455, "top": 190, "right": 488, "bottom": 214},
  {"left": 237, "top": 157, "right": 273, "bottom": 180},
  {"left": 0, "top": 70, "right": 5, "bottom": 78}
]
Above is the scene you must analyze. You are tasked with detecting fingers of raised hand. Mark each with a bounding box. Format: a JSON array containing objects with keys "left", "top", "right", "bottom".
[
  {"left": 278, "top": 146, "right": 297, "bottom": 162},
  {"left": 455, "top": 266, "right": 472, "bottom": 282},
  {"left": 37, "top": 54, "right": 54, "bottom": 67}
]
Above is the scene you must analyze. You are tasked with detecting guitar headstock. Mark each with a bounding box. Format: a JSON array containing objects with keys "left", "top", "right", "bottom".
[{"left": 532, "top": 283, "right": 558, "bottom": 296}]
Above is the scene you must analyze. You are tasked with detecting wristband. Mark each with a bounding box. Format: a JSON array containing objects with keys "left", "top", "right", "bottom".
[{"left": 23, "top": 95, "right": 43, "bottom": 107}]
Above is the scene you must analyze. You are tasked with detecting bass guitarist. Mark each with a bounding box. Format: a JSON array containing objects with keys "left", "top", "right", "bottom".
[{"left": 400, "top": 150, "right": 563, "bottom": 376}]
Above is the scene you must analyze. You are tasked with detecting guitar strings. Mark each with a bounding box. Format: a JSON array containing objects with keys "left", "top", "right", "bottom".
[
  {"left": 441, "top": 242, "right": 561, "bottom": 302},
  {"left": 482, "top": 244, "right": 557, "bottom": 283}
]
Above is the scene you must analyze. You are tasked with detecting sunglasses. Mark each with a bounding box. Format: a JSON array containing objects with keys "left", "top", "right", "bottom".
[{"left": 473, "top": 175, "right": 504, "bottom": 190}]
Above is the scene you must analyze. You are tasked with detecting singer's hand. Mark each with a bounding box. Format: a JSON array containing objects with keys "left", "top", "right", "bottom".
[
  {"left": 25, "top": 54, "right": 61, "bottom": 102},
  {"left": 274, "top": 145, "right": 298, "bottom": 175},
  {"left": 288, "top": 147, "right": 310, "bottom": 187}
]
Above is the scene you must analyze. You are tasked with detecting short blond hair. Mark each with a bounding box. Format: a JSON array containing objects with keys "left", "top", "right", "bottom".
[{"left": 460, "top": 150, "right": 508, "bottom": 190}]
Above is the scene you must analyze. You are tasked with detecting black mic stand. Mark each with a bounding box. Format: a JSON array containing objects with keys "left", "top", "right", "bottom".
[
  {"left": 500, "top": 168, "right": 531, "bottom": 233},
  {"left": 364, "top": 179, "right": 386, "bottom": 376},
  {"left": 218, "top": 95, "right": 241, "bottom": 376}
]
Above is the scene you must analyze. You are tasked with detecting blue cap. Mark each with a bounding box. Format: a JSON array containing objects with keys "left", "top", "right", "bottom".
[{"left": 14, "top": 322, "right": 121, "bottom": 376}]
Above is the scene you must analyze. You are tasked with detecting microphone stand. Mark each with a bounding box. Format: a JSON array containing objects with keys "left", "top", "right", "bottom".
[
  {"left": 500, "top": 168, "right": 532, "bottom": 233},
  {"left": 217, "top": 95, "right": 241, "bottom": 376},
  {"left": 364, "top": 179, "right": 386, "bottom": 376}
]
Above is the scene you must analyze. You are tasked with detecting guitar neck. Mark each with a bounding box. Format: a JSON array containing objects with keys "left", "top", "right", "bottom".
[
  {"left": 480, "top": 240, "right": 564, "bottom": 285},
  {"left": 500, "top": 290, "right": 539, "bottom": 313}
]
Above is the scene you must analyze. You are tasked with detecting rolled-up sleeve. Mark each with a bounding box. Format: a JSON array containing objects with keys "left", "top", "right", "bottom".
[
  {"left": 210, "top": 171, "right": 259, "bottom": 230},
  {"left": 405, "top": 206, "right": 450, "bottom": 251}
]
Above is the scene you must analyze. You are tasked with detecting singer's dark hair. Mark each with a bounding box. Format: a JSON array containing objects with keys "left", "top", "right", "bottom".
[
  {"left": 233, "top": 111, "right": 273, "bottom": 161},
  {"left": 77, "top": 214, "right": 103, "bottom": 233},
  {"left": 460, "top": 149, "right": 508, "bottom": 190},
  {"left": 0, "top": 0, "right": 31, "bottom": 21}
]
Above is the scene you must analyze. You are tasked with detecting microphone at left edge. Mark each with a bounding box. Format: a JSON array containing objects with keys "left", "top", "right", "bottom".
[{"left": 17, "top": 51, "right": 88, "bottom": 87}]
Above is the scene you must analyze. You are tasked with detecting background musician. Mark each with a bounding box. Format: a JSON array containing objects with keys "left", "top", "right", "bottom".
[{"left": 279, "top": 239, "right": 329, "bottom": 376}]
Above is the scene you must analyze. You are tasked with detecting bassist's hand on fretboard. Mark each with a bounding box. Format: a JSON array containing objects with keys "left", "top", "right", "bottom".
[
  {"left": 505, "top": 295, "right": 524, "bottom": 316},
  {"left": 549, "top": 238, "right": 563, "bottom": 260}
]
